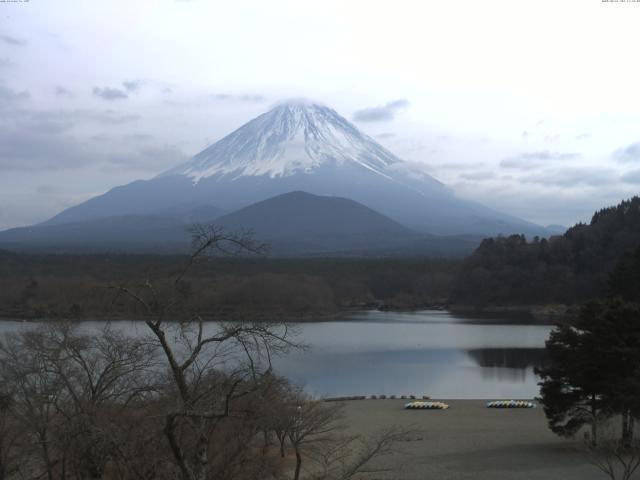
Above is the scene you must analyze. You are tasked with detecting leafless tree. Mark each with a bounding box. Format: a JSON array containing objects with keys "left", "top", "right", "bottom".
[
  {"left": 306, "top": 427, "right": 409, "bottom": 480},
  {"left": 0, "top": 391, "right": 22, "bottom": 480},
  {"left": 111, "top": 224, "right": 297, "bottom": 480},
  {"left": 45, "top": 323, "right": 158, "bottom": 479},
  {"left": 0, "top": 322, "right": 159, "bottom": 480},
  {"left": 0, "top": 330, "right": 65, "bottom": 480},
  {"left": 285, "top": 394, "right": 409, "bottom": 480},
  {"left": 286, "top": 398, "right": 345, "bottom": 480},
  {"left": 586, "top": 422, "right": 640, "bottom": 480}
]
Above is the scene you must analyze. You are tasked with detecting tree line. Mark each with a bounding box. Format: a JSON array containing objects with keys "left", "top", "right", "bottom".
[
  {"left": 0, "top": 251, "right": 459, "bottom": 321},
  {"left": 452, "top": 197, "right": 640, "bottom": 307}
]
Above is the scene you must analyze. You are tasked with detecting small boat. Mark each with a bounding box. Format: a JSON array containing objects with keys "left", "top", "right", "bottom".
[
  {"left": 486, "top": 400, "right": 535, "bottom": 409},
  {"left": 404, "top": 401, "right": 449, "bottom": 410}
]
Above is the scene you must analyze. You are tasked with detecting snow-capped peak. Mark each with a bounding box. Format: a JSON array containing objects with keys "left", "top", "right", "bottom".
[{"left": 160, "top": 101, "right": 407, "bottom": 182}]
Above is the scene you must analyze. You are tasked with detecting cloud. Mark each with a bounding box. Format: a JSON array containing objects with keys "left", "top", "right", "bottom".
[
  {"left": 0, "top": 34, "right": 25, "bottom": 47},
  {"left": 576, "top": 133, "right": 591, "bottom": 140},
  {"left": 0, "top": 84, "right": 30, "bottom": 105},
  {"left": 521, "top": 167, "right": 618, "bottom": 187},
  {"left": 621, "top": 169, "right": 640, "bottom": 184},
  {"left": 353, "top": 99, "right": 410, "bottom": 122},
  {"left": 209, "top": 93, "right": 265, "bottom": 102},
  {"left": 8, "top": 108, "right": 139, "bottom": 132},
  {"left": 122, "top": 133, "right": 153, "bottom": 142},
  {"left": 434, "top": 161, "right": 485, "bottom": 170},
  {"left": 55, "top": 86, "right": 72, "bottom": 97},
  {"left": 500, "top": 150, "right": 581, "bottom": 170},
  {"left": 92, "top": 86, "right": 128, "bottom": 101},
  {"left": 460, "top": 171, "right": 496, "bottom": 181},
  {"left": 0, "top": 123, "right": 168, "bottom": 174},
  {"left": 613, "top": 142, "right": 640, "bottom": 163},
  {"left": 0, "top": 101, "right": 142, "bottom": 172},
  {"left": 105, "top": 144, "right": 188, "bottom": 172},
  {"left": 164, "top": 92, "right": 267, "bottom": 109},
  {"left": 87, "top": 110, "right": 140, "bottom": 124},
  {"left": 122, "top": 80, "right": 143, "bottom": 93},
  {"left": 0, "top": 128, "right": 91, "bottom": 171},
  {"left": 376, "top": 132, "right": 395, "bottom": 139},
  {"left": 36, "top": 185, "right": 58, "bottom": 195}
]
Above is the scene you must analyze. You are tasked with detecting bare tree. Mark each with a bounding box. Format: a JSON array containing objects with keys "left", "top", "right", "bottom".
[
  {"left": 586, "top": 422, "right": 640, "bottom": 480},
  {"left": 0, "top": 391, "right": 22, "bottom": 480},
  {"left": 0, "top": 330, "right": 64, "bottom": 480},
  {"left": 111, "top": 224, "right": 297, "bottom": 480},
  {"left": 306, "top": 427, "right": 409, "bottom": 480},
  {"left": 285, "top": 394, "right": 409, "bottom": 480},
  {"left": 45, "top": 323, "right": 158, "bottom": 479},
  {"left": 286, "top": 398, "right": 346, "bottom": 480},
  {"left": 0, "top": 322, "right": 159, "bottom": 480}
]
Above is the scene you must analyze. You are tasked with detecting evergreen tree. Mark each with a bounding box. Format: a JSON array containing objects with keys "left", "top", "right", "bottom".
[
  {"left": 537, "top": 300, "right": 640, "bottom": 445},
  {"left": 609, "top": 245, "right": 640, "bottom": 302}
]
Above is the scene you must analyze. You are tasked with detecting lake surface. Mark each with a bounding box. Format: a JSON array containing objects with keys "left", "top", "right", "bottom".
[
  {"left": 273, "top": 310, "right": 552, "bottom": 399},
  {"left": 0, "top": 310, "right": 552, "bottom": 399}
]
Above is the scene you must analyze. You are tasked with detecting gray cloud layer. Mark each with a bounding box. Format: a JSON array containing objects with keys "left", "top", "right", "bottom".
[
  {"left": 0, "top": 34, "right": 25, "bottom": 47},
  {"left": 209, "top": 93, "right": 265, "bottom": 102},
  {"left": 353, "top": 99, "right": 409, "bottom": 122},
  {"left": 521, "top": 167, "right": 618, "bottom": 187},
  {"left": 122, "top": 80, "right": 142, "bottom": 93},
  {"left": 0, "top": 84, "right": 147, "bottom": 172},
  {"left": 621, "top": 169, "right": 640, "bottom": 184},
  {"left": 93, "top": 86, "right": 128, "bottom": 101},
  {"left": 613, "top": 142, "right": 640, "bottom": 163},
  {"left": 0, "top": 84, "right": 30, "bottom": 103},
  {"left": 500, "top": 150, "right": 581, "bottom": 170}
]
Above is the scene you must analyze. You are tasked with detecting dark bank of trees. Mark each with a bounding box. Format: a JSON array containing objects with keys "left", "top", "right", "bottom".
[
  {"left": 452, "top": 197, "right": 640, "bottom": 307},
  {"left": 0, "top": 251, "right": 460, "bottom": 321},
  {"left": 0, "top": 227, "right": 405, "bottom": 480}
]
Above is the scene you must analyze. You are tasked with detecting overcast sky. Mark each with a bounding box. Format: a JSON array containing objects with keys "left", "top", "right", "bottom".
[{"left": 1, "top": 0, "right": 639, "bottom": 230}]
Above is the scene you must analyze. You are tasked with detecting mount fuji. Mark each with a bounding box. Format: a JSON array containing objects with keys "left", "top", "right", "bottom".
[
  {"left": 0, "top": 101, "right": 555, "bottom": 254},
  {"left": 40, "top": 101, "right": 544, "bottom": 237}
]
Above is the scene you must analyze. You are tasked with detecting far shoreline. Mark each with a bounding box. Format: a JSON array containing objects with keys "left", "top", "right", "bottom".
[{"left": 0, "top": 304, "right": 567, "bottom": 324}]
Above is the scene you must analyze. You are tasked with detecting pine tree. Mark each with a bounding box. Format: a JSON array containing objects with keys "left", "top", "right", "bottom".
[{"left": 537, "top": 300, "right": 640, "bottom": 445}]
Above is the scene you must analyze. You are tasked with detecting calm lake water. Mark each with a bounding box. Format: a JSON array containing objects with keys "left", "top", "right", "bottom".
[{"left": 0, "top": 310, "right": 552, "bottom": 399}]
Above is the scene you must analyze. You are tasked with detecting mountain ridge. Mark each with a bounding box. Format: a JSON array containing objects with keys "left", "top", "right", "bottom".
[
  {"left": 0, "top": 190, "right": 480, "bottom": 257},
  {"left": 35, "top": 101, "right": 547, "bottom": 237}
]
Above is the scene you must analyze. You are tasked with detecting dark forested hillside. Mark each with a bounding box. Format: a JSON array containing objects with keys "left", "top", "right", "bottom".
[
  {"left": 452, "top": 197, "right": 640, "bottom": 306},
  {"left": 0, "top": 251, "right": 460, "bottom": 320}
]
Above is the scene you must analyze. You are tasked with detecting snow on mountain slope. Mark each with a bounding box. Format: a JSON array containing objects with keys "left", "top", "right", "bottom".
[{"left": 161, "top": 101, "right": 438, "bottom": 189}]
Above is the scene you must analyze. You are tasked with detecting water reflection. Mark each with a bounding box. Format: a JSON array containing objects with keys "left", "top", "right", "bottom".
[{"left": 467, "top": 348, "right": 547, "bottom": 369}]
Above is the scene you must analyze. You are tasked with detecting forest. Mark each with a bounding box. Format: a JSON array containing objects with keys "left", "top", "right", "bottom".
[
  {"left": 0, "top": 250, "right": 459, "bottom": 321},
  {"left": 451, "top": 196, "right": 640, "bottom": 307}
]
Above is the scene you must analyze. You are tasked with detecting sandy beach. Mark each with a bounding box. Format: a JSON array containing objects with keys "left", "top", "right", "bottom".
[{"left": 339, "top": 399, "right": 603, "bottom": 480}]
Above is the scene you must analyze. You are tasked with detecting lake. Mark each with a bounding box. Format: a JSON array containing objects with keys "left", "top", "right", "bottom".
[
  {"left": 0, "top": 310, "right": 552, "bottom": 399},
  {"left": 274, "top": 310, "right": 552, "bottom": 399}
]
